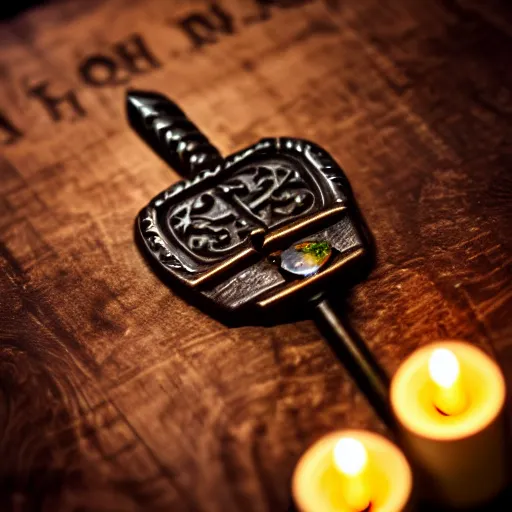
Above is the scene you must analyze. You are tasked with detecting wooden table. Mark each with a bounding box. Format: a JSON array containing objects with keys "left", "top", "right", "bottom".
[{"left": 1, "top": 1, "right": 511, "bottom": 510}]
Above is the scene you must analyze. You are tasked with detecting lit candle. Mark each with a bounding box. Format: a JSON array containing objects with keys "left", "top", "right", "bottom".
[
  {"left": 333, "top": 437, "right": 371, "bottom": 511},
  {"left": 292, "top": 430, "right": 413, "bottom": 512},
  {"left": 391, "top": 341, "right": 508, "bottom": 509}
]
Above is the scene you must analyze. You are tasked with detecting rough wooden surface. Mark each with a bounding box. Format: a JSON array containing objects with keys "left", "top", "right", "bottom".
[{"left": 1, "top": 0, "right": 512, "bottom": 510}]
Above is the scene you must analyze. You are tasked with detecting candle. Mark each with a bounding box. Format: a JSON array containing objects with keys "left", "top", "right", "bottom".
[
  {"left": 390, "top": 341, "right": 508, "bottom": 508},
  {"left": 292, "top": 430, "right": 413, "bottom": 512}
]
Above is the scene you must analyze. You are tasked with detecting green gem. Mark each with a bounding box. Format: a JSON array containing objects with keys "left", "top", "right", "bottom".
[{"left": 280, "top": 240, "right": 332, "bottom": 277}]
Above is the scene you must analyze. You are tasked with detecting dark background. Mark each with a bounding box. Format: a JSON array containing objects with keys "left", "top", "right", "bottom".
[{"left": 1, "top": 1, "right": 44, "bottom": 19}]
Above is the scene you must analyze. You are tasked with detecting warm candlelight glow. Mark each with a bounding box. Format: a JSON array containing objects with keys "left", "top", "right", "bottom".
[
  {"left": 391, "top": 341, "right": 507, "bottom": 508},
  {"left": 333, "top": 438, "right": 371, "bottom": 512},
  {"left": 428, "top": 348, "right": 468, "bottom": 416},
  {"left": 293, "top": 430, "right": 412, "bottom": 512}
]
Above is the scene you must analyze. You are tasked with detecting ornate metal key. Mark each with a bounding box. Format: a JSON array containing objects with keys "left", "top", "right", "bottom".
[{"left": 128, "top": 91, "right": 391, "bottom": 426}]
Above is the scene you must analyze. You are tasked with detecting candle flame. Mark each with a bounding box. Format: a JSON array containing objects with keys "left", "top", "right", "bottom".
[
  {"left": 429, "top": 348, "right": 460, "bottom": 388},
  {"left": 428, "top": 347, "right": 468, "bottom": 416},
  {"left": 333, "top": 437, "right": 368, "bottom": 477},
  {"left": 333, "top": 438, "right": 371, "bottom": 511}
]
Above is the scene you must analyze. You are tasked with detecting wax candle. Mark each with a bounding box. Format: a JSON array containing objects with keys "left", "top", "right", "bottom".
[
  {"left": 292, "top": 430, "right": 413, "bottom": 512},
  {"left": 390, "top": 341, "right": 508, "bottom": 509}
]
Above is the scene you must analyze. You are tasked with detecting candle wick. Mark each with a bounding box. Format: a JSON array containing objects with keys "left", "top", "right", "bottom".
[
  {"left": 360, "top": 503, "right": 372, "bottom": 512},
  {"left": 434, "top": 404, "right": 449, "bottom": 416}
]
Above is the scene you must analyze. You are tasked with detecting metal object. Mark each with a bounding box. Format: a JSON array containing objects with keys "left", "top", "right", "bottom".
[{"left": 127, "top": 90, "right": 392, "bottom": 427}]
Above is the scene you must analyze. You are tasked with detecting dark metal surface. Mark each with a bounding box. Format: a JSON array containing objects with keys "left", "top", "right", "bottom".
[
  {"left": 126, "top": 91, "right": 223, "bottom": 177},
  {"left": 129, "top": 90, "right": 373, "bottom": 323},
  {"left": 314, "top": 299, "right": 392, "bottom": 428}
]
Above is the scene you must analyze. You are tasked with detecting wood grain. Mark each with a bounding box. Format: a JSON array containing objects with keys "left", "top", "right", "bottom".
[{"left": 1, "top": 0, "right": 512, "bottom": 510}]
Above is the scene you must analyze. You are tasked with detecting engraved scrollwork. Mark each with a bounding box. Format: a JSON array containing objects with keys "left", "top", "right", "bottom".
[
  {"left": 140, "top": 209, "right": 186, "bottom": 270},
  {"left": 168, "top": 163, "right": 317, "bottom": 261},
  {"left": 169, "top": 192, "right": 256, "bottom": 259},
  {"left": 220, "top": 165, "right": 315, "bottom": 225}
]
